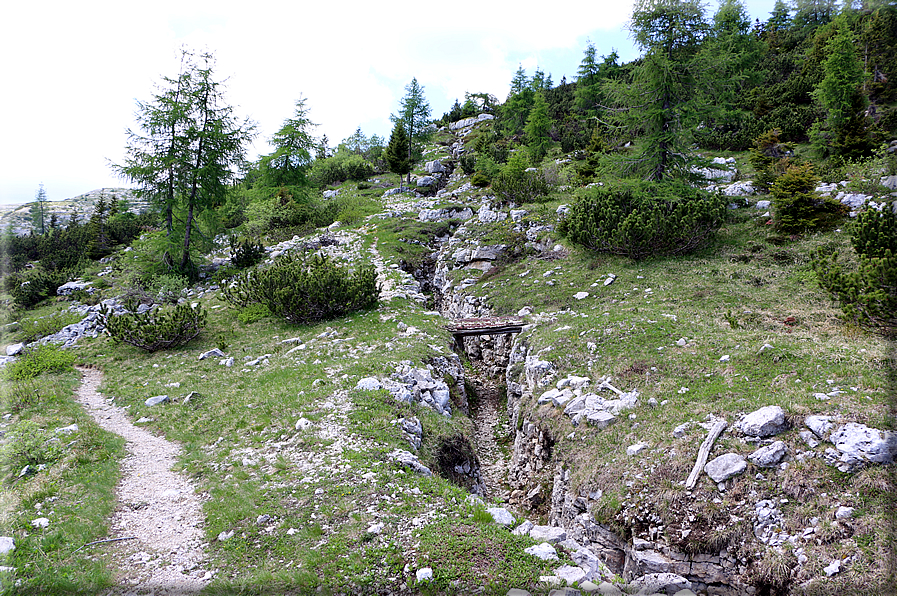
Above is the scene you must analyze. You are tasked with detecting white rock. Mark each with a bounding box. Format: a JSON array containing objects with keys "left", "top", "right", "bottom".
[
  {"left": 554, "top": 564, "right": 586, "bottom": 584},
  {"left": 738, "top": 405, "right": 788, "bottom": 437},
  {"left": 524, "top": 542, "right": 559, "bottom": 560},
  {"left": 835, "top": 506, "right": 855, "bottom": 520},
  {"left": 0, "top": 537, "right": 14, "bottom": 555},
  {"left": 704, "top": 453, "right": 747, "bottom": 483},
  {"left": 487, "top": 507, "right": 515, "bottom": 526},
  {"left": 355, "top": 377, "right": 382, "bottom": 391},
  {"left": 416, "top": 567, "right": 433, "bottom": 582},
  {"left": 31, "top": 518, "right": 50, "bottom": 529},
  {"left": 824, "top": 559, "right": 841, "bottom": 576},
  {"left": 529, "top": 525, "right": 567, "bottom": 544},
  {"left": 574, "top": 291, "right": 590, "bottom": 300},
  {"left": 627, "top": 442, "right": 650, "bottom": 456},
  {"left": 749, "top": 441, "right": 788, "bottom": 467},
  {"left": 144, "top": 395, "right": 169, "bottom": 407}
]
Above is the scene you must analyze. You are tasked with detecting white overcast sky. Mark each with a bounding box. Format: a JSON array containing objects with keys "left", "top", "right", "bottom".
[{"left": 1, "top": 0, "right": 779, "bottom": 205}]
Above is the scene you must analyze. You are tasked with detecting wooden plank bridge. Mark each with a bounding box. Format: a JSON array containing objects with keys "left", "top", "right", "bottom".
[{"left": 446, "top": 317, "right": 524, "bottom": 348}]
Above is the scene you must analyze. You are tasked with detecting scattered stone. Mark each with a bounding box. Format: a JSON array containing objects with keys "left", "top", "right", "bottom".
[
  {"left": 5, "top": 343, "right": 24, "bottom": 357},
  {"left": 737, "top": 405, "right": 788, "bottom": 437},
  {"left": 524, "top": 542, "right": 559, "bottom": 560},
  {"left": 487, "top": 507, "right": 515, "bottom": 526},
  {"left": 748, "top": 441, "right": 788, "bottom": 467},
  {"left": 55, "top": 424, "right": 79, "bottom": 435},
  {"left": 704, "top": 453, "right": 747, "bottom": 483},
  {"left": 0, "top": 537, "right": 14, "bottom": 555},
  {"left": 835, "top": 506, "right": 855, "bottom": 520},
  {"left": 603, "top": 274, "right": 616, "bottom": 286},
  {"left": 416, "top": 567, "right": 433, "bottom": 582},
  {"left": 806, "top": 415, "right": 835, "bottom": 440},
  {"left": 507, "top": 590, "right": 532, "bottom": 596},
  {"left": 294, "top": 418, "right": 312, "bottom": 431},
  {"left": 827, "top": 422, "right": 897, "bottom": 471},
  {"left": 256, "top": 514, "right": 271, "bottom": 525},
  {"left": 574, "top": 292, "right": 589, "bottom": 300},
  {"left": 355, "top": 377, "right": 382, "bottom": 391},
  {"left": 554, "top": 565, "right": 587, "bottom": 585},
  {"left": 367, "top": 522, "right": 384, "bottom": 534},
  {"left": 198, "top": 348, "right": 226, "bottom": 360},
  {"left": 31, "top": 518, "right": 49, "bottom": 529},
  {"left": 388, "top": 449, "right": 432, "bottom": 476},
  {"left": 595, "top": 582, "right": 622, "bottom": 596},
  {"left": 218, "top": 530, "right": 235, "bottom": 541},
  {"left": 512, "top": 520, "right": 534, "bottom": 536},
  {"left": 799, "top": 430, "right": 820, "bottom": 448},
  {"left": 824, "top": 559, "right": 841, "bottom": 576},
  {"left": 719, "top": 355, "right": 730, "bottom": 362},
  {"left": 627, "top": 442, "right": 650, "bottom": 456},
  {"left": 144, "top": 395, "right": 169, "bottom": 407},
  {"left": 530, "top": 525, "right": 567, "bottom": 544}
]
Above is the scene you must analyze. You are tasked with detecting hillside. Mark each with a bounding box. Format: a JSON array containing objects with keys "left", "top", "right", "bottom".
[
  {"left": 0, "top": 189, "right": 145, "bottom": 236},
  {"left": 0, "top": 112, "right": 894, "bottom": 596}
]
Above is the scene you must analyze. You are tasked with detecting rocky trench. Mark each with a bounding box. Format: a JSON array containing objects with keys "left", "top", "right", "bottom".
[{"left": 421, "top": 228, "right": 751, "bottom": 595}]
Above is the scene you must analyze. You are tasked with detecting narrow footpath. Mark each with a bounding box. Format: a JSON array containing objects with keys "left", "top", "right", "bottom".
[
  {"left": 467, "top": 361, "right": 512, "bottom": 501},
  {"left": 75, "top": 366, "right": 210, "bottom": 595}
]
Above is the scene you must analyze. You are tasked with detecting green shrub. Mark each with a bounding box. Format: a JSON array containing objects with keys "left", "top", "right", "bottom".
[
  {"left": 149, "top": 274, "right": 189, "bottom": 304},
  {"left": 748, "top": 128, "right": 794, "bottom": 193},
  {"left": 100, "top": 302, "right": 207, "bottom": 352},
  {"left": 851, "top": 204, "right": 897, "bottom": 259},
  {"left": 491, "top": 169, "right": 552, "bottom": 205},
  {"left": 771, "top": 163, "right": 847, "bottom": 234},
  {"left": 5, "top": 267, "right": 71, "bottom": 310},
  {"left": 3, "top": 344, "right": 76, "bottom": 380},
  {"left": 19, "top": 311, "right": 82, "bottom": 343},
  {"left": 559, "top": 180, "right": 727, "bottom": 260},
  {"left": 229, "top": 236, "right": 266, "bottom": 269},
  {"left": 0, "top": 420, "right": 64, "bottom": 479},
  {"left": 220, "top": 269, "right": 257, "bottom": 308},
  {"left": 815, "top": 204, "right": 897, "bottom": 336},
  {"left": 236, "top": 303, "right": 271, "bottom": 324},
  {"left": 230, "top": 253, "right": 379, "bottom": 325},
  {"left": 470, "top": 172, "right": 491, "bottom": 187}
]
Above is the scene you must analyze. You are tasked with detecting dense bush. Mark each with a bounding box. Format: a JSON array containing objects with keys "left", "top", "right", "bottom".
[
  {"left": 100, "top": 301, "right": 207, "bottom": 352},
  {"left": 3, "top": 344, "right": 76, "bottom": 381},
  {"left": 225, "top": 253, "right": 379, "bottom": 325},
  {"left": 229, "top": 236, "right": 267, "bottom": 269},
  {"left": 491, "top": 169, "right": 552, "bottom": 205},
  {"left": 851, "top": 204, "right": 897, "bottom": 259},
  {"left": 770, "top": 163, "right": 847, "bottom": 233},
  {"left": 559, "top": 181, "right": 727, "bottom": 260},
  {"left": 4, "top": 267, "right": 71, "bottom": 309},
  {"left": 308, "top": 151, "right": 376, "bottom": 187}
]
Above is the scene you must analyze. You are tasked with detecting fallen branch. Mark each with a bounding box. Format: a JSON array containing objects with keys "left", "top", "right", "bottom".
[
  {"left": 685, "top": 419, "right": 728, "bottom": 490},
  {"left": 72, "top": 536, "right": 137, "bottom": 553}
]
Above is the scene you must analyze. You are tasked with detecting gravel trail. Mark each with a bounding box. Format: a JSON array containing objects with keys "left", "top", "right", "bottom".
[{"left": 75, "top": 366, "right": 211, "bottom": 595}]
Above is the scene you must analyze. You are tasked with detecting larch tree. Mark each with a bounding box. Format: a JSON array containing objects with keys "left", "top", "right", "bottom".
[
  {"left": 607, "top": 0, "right": 717, "bottom": 181},
  {"left": 114, "top": 49, "right": 255, "bottom": 274},
  {"left": 390, "top": 78, "right": 431, "bottom": 180}
]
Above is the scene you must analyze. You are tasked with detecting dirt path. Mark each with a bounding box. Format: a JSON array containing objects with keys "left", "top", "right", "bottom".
[{"left": 75, "top": 366, "right": 210, "bottom": 595}]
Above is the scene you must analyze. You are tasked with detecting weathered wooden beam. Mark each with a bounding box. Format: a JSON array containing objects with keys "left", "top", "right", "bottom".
[{"left": 685, "top": 419, "right": 728, "bottom": 490}]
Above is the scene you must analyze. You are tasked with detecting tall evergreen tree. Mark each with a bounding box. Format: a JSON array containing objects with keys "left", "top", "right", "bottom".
[
  {"left": 259, "top": 98, "right": 316, "bottom": 187},
  {"left": 607, "top": 0, "right": 716, "bottom": 180},
  {"left": 390, "top": 78, "right": 431, "bottom": 168},
  {"left": 31, "top": 183, "right": 48, "bottom": 235},
  {"left": 384, "top": 122, "right": 412, "bottom": 185},
  {"left": 114, "top": 49, "right": 256, "bottom": 274},
  {"left": 525, "top": 92, "right": 553, "bottom": 164}
]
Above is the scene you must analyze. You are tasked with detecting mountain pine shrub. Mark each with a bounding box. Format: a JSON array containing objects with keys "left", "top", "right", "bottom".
[
  {"left": 100, "top": 301, "right": 207, "bottom": 352},
  {"left": 5, "top": 267, "right": 71, "bottom": 310},
  {"left": 229, "top": 236, "right": 267, "bottom": 269},
  {"left": 491, "top": 169, "right": 552, "bottom": 205},
  {"left": 227, "top": 253, "right": 378, "bottom": 325},
  {"left": 3, "top": 344, "right": 76, "bottom": 381},
  {"left": 770, "top": 163, "right": 847, "bottom": 233},
  {"left": 559, "top": 180, "right": 727, "bottom": 260},
  {"left": 748, "top": 128, "right": 794, "bottom": 192},
  {"left": 814, "top": 203, "right": 897, "bottom": 336}
]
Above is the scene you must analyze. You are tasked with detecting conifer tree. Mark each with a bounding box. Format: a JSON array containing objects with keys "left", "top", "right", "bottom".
[
  {"left": 525, "top": 92, "right": 552, "bottom": 165},
  {"left": 390, "top": 78, "right": 431, "bottom": 167},
  {"left": 384, "top": 122, "right": 411, "bottom": 186}
]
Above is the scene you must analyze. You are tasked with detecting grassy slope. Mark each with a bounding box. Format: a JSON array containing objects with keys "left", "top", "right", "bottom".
[{"left": 0, "top": 142, "right": 894, "bottom": 595}]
